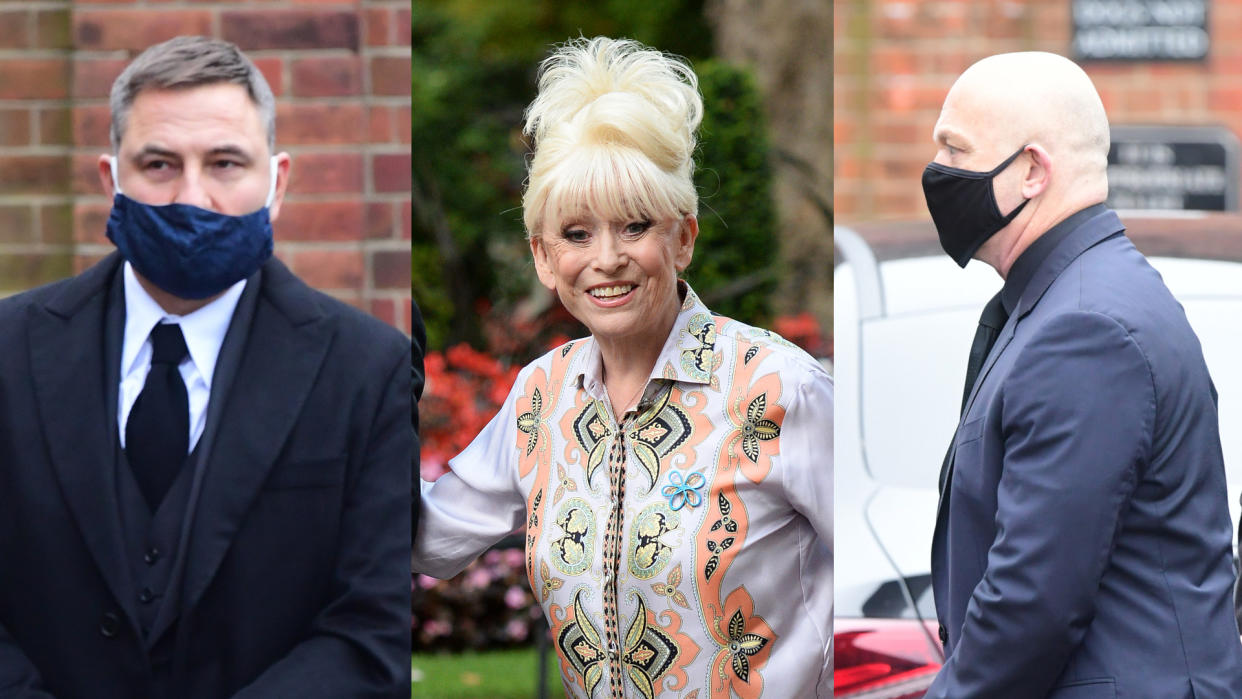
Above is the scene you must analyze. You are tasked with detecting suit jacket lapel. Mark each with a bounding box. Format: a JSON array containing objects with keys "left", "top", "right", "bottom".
[
  {"left": 958, "top": 318, "right": 1018, "bottom": 428},
  {"left": 179, "top": 259, "right": 333, "bottom": 615},
  {"left": 28, "top": 254, "right": 140, "bottom": 628}
]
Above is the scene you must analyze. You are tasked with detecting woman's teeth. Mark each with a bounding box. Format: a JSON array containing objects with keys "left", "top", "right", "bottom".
[{"left": 589, "top": 285, "right": 634, "bottom": 299}]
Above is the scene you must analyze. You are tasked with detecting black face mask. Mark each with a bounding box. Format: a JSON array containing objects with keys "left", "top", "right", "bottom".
[{"left": 922, "top": 146, "right": 1030, "bottom": 267}]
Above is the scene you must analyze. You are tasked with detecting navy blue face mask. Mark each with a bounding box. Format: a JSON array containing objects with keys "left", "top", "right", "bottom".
[{"left": 105, "top": 156, "right": 277, "bottom": 300}]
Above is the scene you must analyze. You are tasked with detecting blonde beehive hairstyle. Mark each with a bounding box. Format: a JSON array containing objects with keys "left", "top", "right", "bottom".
[{"left": 522, "top": 36, "right": 703, "bottom": 238}]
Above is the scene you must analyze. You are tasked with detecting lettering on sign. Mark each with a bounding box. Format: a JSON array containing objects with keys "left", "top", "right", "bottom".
[
  {"left": 1073, "top": 0, "right": 1209, "bottom": 61},
  {"left": 1107, "top": 126, "right": 1239, "bottom": 211}
]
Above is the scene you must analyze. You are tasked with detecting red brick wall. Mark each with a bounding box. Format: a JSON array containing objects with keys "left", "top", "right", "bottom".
[
  {"left": 835, "top": 0, "right": 1242, "bottom": 223},
  {"left": 0, "top": 0, "right": 412, "bottom": 334},
  {"left": 0, "top": 2, "right": 74, "bottom": 291}
]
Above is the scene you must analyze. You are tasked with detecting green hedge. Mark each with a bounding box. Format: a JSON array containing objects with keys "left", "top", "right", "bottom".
[{"left": 413, "top": 1, "right": 776, "bottom": 355}]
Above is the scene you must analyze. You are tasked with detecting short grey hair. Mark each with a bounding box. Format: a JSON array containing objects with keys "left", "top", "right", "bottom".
[{"left": 109, "top": 36, "right": 276, "bottom": 151}]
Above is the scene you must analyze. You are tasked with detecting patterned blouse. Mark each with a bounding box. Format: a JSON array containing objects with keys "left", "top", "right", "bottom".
[{"left": 416, "top": 284, "right": 834, "bottom": 698}]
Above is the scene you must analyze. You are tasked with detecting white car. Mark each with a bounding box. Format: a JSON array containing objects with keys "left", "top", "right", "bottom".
[{"left": 833, "top": 215, "right": 1242, "bottom": 698}]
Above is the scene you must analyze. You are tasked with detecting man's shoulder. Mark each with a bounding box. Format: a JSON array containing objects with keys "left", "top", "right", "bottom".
[
  {"left": 0, "top": 263, "right": 114, "bottom": 325},
  {"left": 1053, "top": 234, "right": 1181, "bottom": 322},
  {"left": 258, "top": 260, "right": 409, "bottom": 361},
  {"left": 1027, "top": 235, "right": 1205, "bottom": 376}
]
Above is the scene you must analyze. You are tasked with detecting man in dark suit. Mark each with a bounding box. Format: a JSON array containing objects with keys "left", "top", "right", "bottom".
[
  {"left": 0, "top": 37, "right": 414, "bottom": 697},
  {"left": 923, "top": 52, "right": 1242, "bottom": 698}
]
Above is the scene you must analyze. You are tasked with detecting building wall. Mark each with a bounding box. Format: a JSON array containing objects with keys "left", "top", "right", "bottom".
[
  {"left": 0, "top": 0, "right": 412, "bottom": 334},
  {"left": 834, "top": 0, "right": 1242, "bottom": 224}
]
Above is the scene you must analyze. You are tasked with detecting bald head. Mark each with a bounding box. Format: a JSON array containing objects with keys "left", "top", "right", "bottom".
[{"left": 936, "top": 52, "right": 1110, "bottom": 198}]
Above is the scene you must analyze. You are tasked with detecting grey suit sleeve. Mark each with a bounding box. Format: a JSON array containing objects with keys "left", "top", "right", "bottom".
[
  {"left": 231, "top": 342, "right": 413, "bottom": 699},
  {"left": 926, "top": 312, "right": 1155, "bottom": 698}
]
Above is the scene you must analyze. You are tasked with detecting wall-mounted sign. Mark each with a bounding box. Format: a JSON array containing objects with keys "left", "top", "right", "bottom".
[
  {"left": 1107, "top": 126, "right": 1239, "bottom": 211},
  {"left": 1073, "top": 0, "right": 1209, "bottom": 61}
]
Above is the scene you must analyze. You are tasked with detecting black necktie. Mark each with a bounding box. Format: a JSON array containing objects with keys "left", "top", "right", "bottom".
[
  {"left": 127, "top": 323, "right": 189, "bottom": 510},
  {"left": 960, "top": 292, "right": 1009, "bottom": 414},
  {"left": 940, "top": 293, "right": 1009, "bottom": 494}
]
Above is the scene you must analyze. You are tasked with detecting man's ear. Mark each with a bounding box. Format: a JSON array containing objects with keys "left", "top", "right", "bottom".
[
  {"left": 674, "top": 214, "right": 698, "bottom": 272},
  {"left": 97, "top": 154, "right": 117, "bottom": 198},
  {"left": 529, "top": 234, "right": 558, "bottom": 291},
  {"left": 267, "top": 152, "right": 292, "bottom": 221},
  {"left": 1020, "top": 144, "right": 1053, "bottom": 200}
]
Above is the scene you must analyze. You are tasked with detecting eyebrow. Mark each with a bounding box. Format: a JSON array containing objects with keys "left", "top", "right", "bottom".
[
  {"left": 130, "top": 144, "right": 256, "bottom": 164},
  {"left": 933, "top": 126, "right": 967, "bottom": 148},
  {"left": 205, "top": 145, "right": 255, "bottom": 163}
]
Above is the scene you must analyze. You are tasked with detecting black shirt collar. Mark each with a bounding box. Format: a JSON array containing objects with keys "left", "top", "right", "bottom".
[{"left": 1000, "top": 203, "right": 1108, "bottom": 315}]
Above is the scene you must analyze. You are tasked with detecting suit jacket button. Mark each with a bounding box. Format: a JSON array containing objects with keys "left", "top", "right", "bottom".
[
  {"left": 139, "top": 587, "right": 155, "bottom": 604},
  {"left": 99, "top": 612, "right": 121, "bottom": 638},
  {"left": 938, "top": 624, "right": 948, "bottom": 645}
]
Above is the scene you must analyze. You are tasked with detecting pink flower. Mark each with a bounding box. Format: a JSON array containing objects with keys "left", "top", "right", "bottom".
[
  {"left": 504, "top": 585, "right": 527, "bottom": 609},
  {"left": 464, "top": 565, "right": 493, "bottom": 590},
  {"left": 506, "top": 618, "right": 529, "bottom": 641},
  {"left": 416, "top": 574, "right": 440, "bottom": 590},
  {"left": 502, "top": 548, "right": 525, "bottom": 567},
  {"left": 422, "top": 619, "right": 451, "bottom": 638}
]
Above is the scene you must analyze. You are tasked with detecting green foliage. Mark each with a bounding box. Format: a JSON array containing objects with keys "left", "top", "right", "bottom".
[
  {"left": 690, "top": 60, "right": 777, "bottom": 323},
  {"left": 413, "top": 0, "right": 775, "bottom": 350}
]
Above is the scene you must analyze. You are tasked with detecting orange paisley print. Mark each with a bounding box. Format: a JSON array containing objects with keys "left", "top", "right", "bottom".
[{"left": 518, "top": 342, "right": 583, "bottom": 592}]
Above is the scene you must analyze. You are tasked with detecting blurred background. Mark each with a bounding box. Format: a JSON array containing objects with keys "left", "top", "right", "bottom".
[
  {"left": 836, "top": 0, "right": 1242, "bottom": 224},
  {"left": 413, "top": 0, "right": 830, "bottom": 696},
  {"left": 0, "top": 0, "right": 413, "bottom": 334}
]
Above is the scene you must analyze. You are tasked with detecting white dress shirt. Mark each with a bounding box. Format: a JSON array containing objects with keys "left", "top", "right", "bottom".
[{"left": 118, "top": 262, "right": 246, "bottom": 452}]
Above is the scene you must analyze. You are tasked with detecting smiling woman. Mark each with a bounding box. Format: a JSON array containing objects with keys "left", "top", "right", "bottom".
[{"left": 414, "top": 36, "right": 833, "bottom": 698}]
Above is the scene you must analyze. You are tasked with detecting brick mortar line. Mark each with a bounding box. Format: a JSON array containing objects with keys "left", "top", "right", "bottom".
[
  {"left": 0, "top": 152, "right": 75, "bottom": 160},
  {"left": 358, "top": 48, "right": 411, "bottom": 56},
  {"left": 350, "top": 193, "right": 410, "bottom": 202},
  {"left": 0, "top": 51, "right": 73, "bottom": 59},
  {"left": 67, "top": 49, "right": 411, "bottom": 60},
  {"left": 30, "top": 203, "right": 41, "bottom": 239},
  {"left": 0, "top": 2, "right": 67, "bottom": 9},
  {"left": 67, "top": 97, "right": 403, "bottom": 105},
  {"left": 0, "top": 196, "right": 73, "bottom": 205},
  {"left": 0, "top": 101, "right": 75, "bottom": 108},
  {"left": 0, "top": 147, "right": 76, "bottom": 154},
  {"left": 66, "top": 2, "right": 364, "bottom": 12},
  {"left": 65, "top": 145, "right": 407, "bottom": 154},
  {"left": 28, "top": 106, "right": 41, "bottom": 144},
  {"left": 74, "top": 2, "right": 363, "bottom": 7},
  {"left": 268, "top": 243, "right": 385, "bottom": 252},
  {"left": 361, "top": 110, "right": 375, "bottom": 198},
  {"left": 68, "top": 193, "right": 406, "bottom": 201},
  {"left": 363, "top": 241, "right": 411, "bottom": 251},
  {"left": 0, "top": 245, "right": 76, "bottom": 253}
]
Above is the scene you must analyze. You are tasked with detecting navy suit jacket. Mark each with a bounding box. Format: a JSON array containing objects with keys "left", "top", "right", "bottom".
[
  {"left": 0, "top": 254, "right": 412, "bottom": 698},
  {"left": 927, "top": 209, "right": 1242, "bottom": 698}
]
